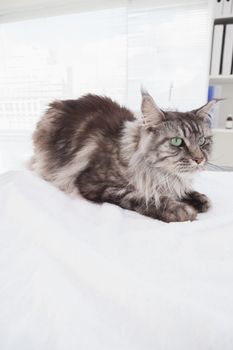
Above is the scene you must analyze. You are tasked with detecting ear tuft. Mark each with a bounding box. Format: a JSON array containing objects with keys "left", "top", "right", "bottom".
[
  {"left": 195, "top": 98, "right": 225, "bottom": 119},
  {"left": 140, "top": 88, "right": 165, "bottom": 129},
  {"left": 140, "top": 86, "right": 149, "bottom": 97}
]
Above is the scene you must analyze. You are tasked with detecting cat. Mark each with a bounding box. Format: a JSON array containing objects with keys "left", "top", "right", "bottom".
[{"left": 32, "top": 90, "right": 214, "bottom": 223}]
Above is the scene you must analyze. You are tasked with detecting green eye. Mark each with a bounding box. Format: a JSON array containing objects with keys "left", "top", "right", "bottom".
[
  {"left": 198, "top": 136, "right": 205, "bottom": 146},
  {"left": 170, "top": 137, "right": 183, "bottom": 147}
]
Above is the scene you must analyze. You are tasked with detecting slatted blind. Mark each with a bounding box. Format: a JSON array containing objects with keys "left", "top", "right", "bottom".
[
  {"left": 0, "top": 0, "right": 210, "bottom": 130},
  {"left": 0, "top": 7, "right": 127, "bottom": 129},
  {"left": 127, "top": 0, "right": 211, "bottom": 111}
]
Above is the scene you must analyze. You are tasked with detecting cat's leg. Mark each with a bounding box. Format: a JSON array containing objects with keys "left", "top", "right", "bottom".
[
  {"left": 151, "top": 197, "right": 198, "bottom": 223},
  {"left": 101, "top": 190, "right": 198, "bottom": 223},
  {"left": 76, "top": 174, "right": 197, "bottom": 222},
  {"left": 183, "top": 191, "right": 211, "bottom": 213}
]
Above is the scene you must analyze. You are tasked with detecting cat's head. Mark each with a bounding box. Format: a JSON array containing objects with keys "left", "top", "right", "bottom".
[{"left": 140, "top": 89, "right": 214, "bottom": 174}]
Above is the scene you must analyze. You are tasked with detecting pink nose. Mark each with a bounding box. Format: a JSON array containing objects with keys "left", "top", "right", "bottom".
[{"left": 193, "top": 157, "right": 204, "bottom": 164}]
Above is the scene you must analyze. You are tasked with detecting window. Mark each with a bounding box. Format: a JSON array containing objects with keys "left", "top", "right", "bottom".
[
  {"left": 127, "top": 0, "right": 211, "bottom": 111},
  {"left": 0, "top": 0, "right": 210, "bottom": 132},
  {"left": 0, "top": 7, "right": 127, "bottom": 130}
]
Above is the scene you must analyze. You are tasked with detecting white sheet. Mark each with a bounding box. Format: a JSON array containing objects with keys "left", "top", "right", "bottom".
[{"left": 0, "top": 170, "right": 233, "bottom": 350}]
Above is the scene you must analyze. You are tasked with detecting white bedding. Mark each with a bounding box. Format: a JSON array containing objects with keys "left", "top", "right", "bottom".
[{"left": 0, "top": 170, "right": 233, "bottom": 350}]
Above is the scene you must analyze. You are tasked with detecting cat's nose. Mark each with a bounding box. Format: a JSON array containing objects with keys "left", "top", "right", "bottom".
[{"left": 193, "top": 156, "right": 204, "bottom": 164}]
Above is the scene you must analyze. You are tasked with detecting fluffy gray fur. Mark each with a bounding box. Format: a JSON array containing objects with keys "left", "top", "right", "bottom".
[{"left": 32, "top": 90, "right": 214, "bottom": 222}]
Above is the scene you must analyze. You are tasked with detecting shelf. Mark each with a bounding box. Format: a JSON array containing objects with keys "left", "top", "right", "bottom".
[
  {"left": 214, "top": 16, "right": 233, "bottom": 24},
  {"left": 213, "top": 128, "right": 233, "bottom": 133},
  {"left": 209, "top": 75, "right": 233, "bottom": 84},
  {"left": 214, "top": 16, "right": 233, "bottom": 20}
]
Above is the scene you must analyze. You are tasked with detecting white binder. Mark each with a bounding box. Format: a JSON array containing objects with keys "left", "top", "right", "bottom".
[
  {"left": 210, "top": 25, "right": 224, "bottom": 76},
  {"left": 222, "top": 24, "right": 233, "bottom": 75},
  {"left": 214, "top": 0, "right": 224, "bottom": 17},
  {"left": 223, "top": 0, "right": 232, "bottom": 16}
]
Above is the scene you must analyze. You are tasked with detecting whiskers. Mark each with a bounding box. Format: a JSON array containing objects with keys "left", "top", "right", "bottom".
[
  {"left": 156, "top": 171, "right": 173, "bottom": 189},
  {"left": 155, "top": 168, "right": 188, "bottom": 199},
  {"left": 175, "top": 160, "right": 196, "bottom": 174},
  {"left": 206, "top": 162, "right": 232, "bottom": 172}
]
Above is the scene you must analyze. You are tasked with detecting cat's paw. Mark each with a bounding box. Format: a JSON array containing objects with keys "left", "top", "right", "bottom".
[
  {"left": 162, "top": 202, "right": 198, "bottom": 223},
  {"left": 185, "top": 191, "right": 211, "bottom": 213}
]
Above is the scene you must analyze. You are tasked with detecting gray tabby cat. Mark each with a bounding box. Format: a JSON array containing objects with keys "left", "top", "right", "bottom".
[{"left": 32, "top": 90, "right": 214, "bottom": 222}]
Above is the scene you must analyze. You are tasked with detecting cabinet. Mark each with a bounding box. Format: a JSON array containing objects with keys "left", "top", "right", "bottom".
[
  {"left": 211, "top": 129, "right": 233, "bottom": 167},
  {"left": 209, "top": 4, "right": 233, "bottom": 168},
  {"left": 209, "top": 15, "right": 233, "bottom": 127}
]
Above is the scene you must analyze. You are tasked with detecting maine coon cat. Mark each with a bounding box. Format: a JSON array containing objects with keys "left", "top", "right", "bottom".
[{"left": 32, "top": 90, "right": 214, "bottom": 223}]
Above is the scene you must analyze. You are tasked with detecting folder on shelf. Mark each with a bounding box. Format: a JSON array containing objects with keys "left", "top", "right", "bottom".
[
  {"left": 223, "top": 0, "right": 232, "bottom": 16},
  {"left": 208, "top": 85, "right": 222, "bottom": 127},
  {"left": 214, "top": 0, "right": 224, "bottom": 17},
  {"left": 222, "top": 24, "right": 233, "bottom": 75},
  {"left": 210, "top": 24, "right": 224, "bottom": 76}
]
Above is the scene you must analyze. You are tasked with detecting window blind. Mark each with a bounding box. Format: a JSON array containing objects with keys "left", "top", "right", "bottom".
[
  {"left": 0, "top": 0, "right": 210, "bottom": 131},
  {"left": 0, "top": 7, "right": 127, "bottom": 129},
  {"left": 127, "top": 0, "right": 211, "bottom": 111}
]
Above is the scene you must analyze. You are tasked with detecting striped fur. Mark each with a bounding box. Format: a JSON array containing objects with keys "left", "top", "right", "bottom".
[{"left": 32, "top": 92, "right": 213, "bottom": 222}]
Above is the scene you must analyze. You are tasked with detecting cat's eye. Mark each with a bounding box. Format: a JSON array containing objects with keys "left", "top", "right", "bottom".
[
  {"left": 170, "top": 137, "right": 183, "bottom": 147},
  {"left": 198, "top": 136, "right": 206, "bottom": 146}
]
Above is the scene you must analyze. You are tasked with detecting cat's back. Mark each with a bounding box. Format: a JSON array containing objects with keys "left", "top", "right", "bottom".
[
  {"left": 69, "top": 94, "right": 135, "bottom": 134},
  {"left": 33, "top": 94, "right": 135, "bottom": 152},
  {"left": 32, "top": 94, "right": 135, "bottom": 179}
]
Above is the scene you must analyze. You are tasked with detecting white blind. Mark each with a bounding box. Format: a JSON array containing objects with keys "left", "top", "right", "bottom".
[
  {"left": 127, "top": 0, "right": 211, "bottom": 111},
  {"left": 0, "top": 1, "right": 127, "bottom": 23},
  {"left": 0, "top": 0, "right": 211, "bottom": 131},
  {"left": 0, "top": 8, "right": 127, "bottom": 130}
]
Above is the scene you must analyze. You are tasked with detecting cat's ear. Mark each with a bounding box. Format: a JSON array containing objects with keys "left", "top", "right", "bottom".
[
  {"left": 141, "top": 88, "right": 165, "bottom": 129},
  {"left": 194, "top": 100, "right": 217, "bottom": 119}
]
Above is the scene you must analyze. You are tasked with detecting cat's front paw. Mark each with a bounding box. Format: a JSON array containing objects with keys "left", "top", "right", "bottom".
[
  {"left": 185, "top": 191, "right": 211, "bottom": 213},
  {"left": 162, "top": 202, "right": 198, "bottom": 223}
]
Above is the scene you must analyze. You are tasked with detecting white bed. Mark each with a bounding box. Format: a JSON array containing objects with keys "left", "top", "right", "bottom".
[{"left": 0, "top": 169, "right": 233, "bottom": 350}]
